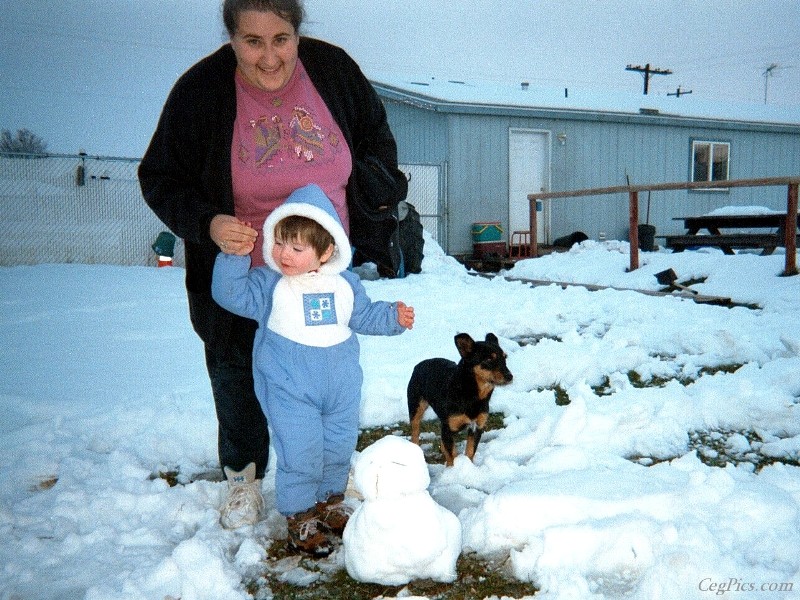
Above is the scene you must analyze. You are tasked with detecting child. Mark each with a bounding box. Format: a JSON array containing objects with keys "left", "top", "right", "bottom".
[{"left": 212, "top": 183, "right": 414, "bottom": 557}]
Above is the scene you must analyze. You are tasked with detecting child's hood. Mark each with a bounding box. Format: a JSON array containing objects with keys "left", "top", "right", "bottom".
[{"left": 262, "top": 183, "right": 351, "bottom": 275}]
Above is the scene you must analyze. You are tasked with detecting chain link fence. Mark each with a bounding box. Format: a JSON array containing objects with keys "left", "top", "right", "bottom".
[
  {"left": 399, "top": 163, "right": 446, "bottom": 247},
  {"left": 0, "top": 153, "right": 184, "bottom": 267},
  {"left": 1, "top": 153, "right": 444, "bottom": 267}
]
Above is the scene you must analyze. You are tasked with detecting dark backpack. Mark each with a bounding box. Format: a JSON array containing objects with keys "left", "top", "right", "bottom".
[
  {"left": 349, "top": 154, "right": 423, "bottom": 278},
  {"left": 397, "top": 201, "right": 423, "bottom": 275}
]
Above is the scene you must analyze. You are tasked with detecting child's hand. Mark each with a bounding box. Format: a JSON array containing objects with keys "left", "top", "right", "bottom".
[
  {"left": 236, "top": 239, "right": 256, "bottom": 255},
  {"left": 397, "top": 301, "right": 415, "bottom": 329}
]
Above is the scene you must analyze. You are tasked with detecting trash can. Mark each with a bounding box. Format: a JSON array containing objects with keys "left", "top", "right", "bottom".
[{"left": 637, "top": 224, "right": 656, "bottom": 252}]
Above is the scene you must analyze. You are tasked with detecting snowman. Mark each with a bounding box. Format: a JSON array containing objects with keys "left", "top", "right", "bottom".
[{"left": 343, "top": 435, "right": 462, "bottom": 585}]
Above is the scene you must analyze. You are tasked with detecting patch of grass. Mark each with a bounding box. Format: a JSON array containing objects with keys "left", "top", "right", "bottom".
[
  {"left": 155, "top": 470, "right": 180, "bottom": 487},
  {"left": 513, "top": 333, "right": 561, "bottom": 346},
  {"left": 591, "top": 376, "right": 612, "bottom": 397},
  {"left": 238, "top": 415, "right": 536, "bottom": 599},
  {"left": 30, "top": 476, "right": 58, "bottom": 492},
  {"left": 553, "top": 385, "right": 571, "bottom": 405},
  {"left": 355, "top": 424, "right": 409, "bottom": 452},
  {"left": 697, "top": 363, "right": 744, "bottom": 377},
  {"left": 626, "top": 371, "right": 675, "bottom": 389},
  {"left": 247, "top": 549, "right": 536, "bottom": 600},
  {"left": 629, "top": 428, "right": 800, "bottom": 472},
  {"left": 357, "top": 414, "right": 505, "bottom": 464},
  {"left": 592, "top": 363, "right": 746, "bottom": 396},
  {"left": 151, "top": 467, "right": 223, "bottom": 487},
  {"left": 689, "top": 429, "right": 800, "bottom": 472}
]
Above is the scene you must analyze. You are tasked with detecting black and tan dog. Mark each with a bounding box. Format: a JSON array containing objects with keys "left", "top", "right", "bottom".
[{"left": 407, "top": 333, "right": 513, "bottom": 466}]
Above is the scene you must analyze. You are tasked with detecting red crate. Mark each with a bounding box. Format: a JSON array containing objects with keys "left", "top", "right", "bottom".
[{"left": 473, "top": 241, "right": 507, "bottom": 258}]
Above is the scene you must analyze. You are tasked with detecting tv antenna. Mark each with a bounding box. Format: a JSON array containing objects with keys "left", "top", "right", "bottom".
[
  {"left": 762, "top": 63, "right": 794, "bottom": 104},
  {"left": 763, "top": 63, "right": 792, "bottom": 104}
]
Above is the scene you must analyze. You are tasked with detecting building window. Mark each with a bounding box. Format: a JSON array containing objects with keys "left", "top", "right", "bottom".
[{"left": 691, "top": 140, "right": 729, "bottom": 185}]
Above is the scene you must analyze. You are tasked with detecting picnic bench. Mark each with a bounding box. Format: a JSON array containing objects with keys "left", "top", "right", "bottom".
[{"left": 663, "top": 213, "right": 800, "bottom": 255}]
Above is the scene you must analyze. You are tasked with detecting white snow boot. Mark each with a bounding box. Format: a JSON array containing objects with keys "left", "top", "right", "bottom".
[{"left": 220, "top": 462, "right": 264, "bottom": 529}]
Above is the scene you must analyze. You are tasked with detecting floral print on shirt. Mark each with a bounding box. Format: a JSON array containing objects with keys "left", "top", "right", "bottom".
[{"left": 241, "top": 104, "right": 342, "bottom": 167}]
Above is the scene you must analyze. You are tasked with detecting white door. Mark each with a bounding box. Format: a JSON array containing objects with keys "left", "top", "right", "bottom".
[{"left": 508, "top": 129, "right": 549, "bottom": 243}]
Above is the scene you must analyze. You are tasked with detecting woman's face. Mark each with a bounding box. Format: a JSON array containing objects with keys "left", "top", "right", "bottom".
[{"left": 230, "top": 10, "right": 299, "bottom": 92}]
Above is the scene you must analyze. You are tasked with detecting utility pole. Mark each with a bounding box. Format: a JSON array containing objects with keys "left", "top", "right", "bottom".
[
  {"left": 667, "top": 86, "right": 692, "bottom": 98},
  {"left": 626, "top": 63, "right": 673, "bottom": 95}
]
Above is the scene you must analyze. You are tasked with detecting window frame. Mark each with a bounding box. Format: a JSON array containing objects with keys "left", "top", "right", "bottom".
[{"left": 690, "top": 139, "right": 731, "bottom": 191}]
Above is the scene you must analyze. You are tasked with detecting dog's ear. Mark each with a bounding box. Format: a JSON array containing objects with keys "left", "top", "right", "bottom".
[
  {"left": 485, "top": 333, "right": 499, "bottom": 345},
  {"left": 454, "top": 333, "right": 475, "bottom": 357}
]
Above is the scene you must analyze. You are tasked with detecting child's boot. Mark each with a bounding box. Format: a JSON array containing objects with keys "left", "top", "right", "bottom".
[
  {"left": 315, "top": 493, "right": 353, "bottom": 536},
  {"left": 287, "top": 508, "right": 334, "bottom": 557}
]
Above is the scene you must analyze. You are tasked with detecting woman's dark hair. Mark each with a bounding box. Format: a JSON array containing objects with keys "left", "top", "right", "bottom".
[{"left": 222, "top": 0, "right": 305, "bottom": 37}]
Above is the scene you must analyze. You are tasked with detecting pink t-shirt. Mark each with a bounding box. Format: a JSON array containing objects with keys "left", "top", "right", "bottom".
[{"left": 232, "top": 60, "right": 352, "bottom": 266}]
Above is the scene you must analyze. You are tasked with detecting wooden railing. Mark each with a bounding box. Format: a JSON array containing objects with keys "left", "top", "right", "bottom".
[{"left": 528, "top": 176, "right": 800, "bottom": 276}]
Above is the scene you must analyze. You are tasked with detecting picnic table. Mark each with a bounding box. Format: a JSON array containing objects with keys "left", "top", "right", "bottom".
[{"left": 663, "top": 213, "right": 800, "bottom": 255}]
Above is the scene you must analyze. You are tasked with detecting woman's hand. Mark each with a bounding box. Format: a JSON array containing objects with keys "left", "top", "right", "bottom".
[
  {"left": 396, "top": 301, "right": 415, "bottom": 329},
  {"left": 210, "top": 215, "right": 257, "bottom": 255}
]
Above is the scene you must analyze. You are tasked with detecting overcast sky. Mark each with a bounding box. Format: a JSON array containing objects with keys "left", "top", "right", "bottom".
[{"left": 1, "top": 0, "right": 797, "bottom": 157}]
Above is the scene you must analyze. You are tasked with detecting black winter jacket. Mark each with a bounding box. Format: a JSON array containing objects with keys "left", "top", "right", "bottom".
[{"left": 139, "top": 38, "right": 406, "bottom": 346}]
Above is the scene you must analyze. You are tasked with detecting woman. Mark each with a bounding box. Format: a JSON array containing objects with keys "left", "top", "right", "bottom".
[{"left": 138, "top": 0, "right": 407, "bottom": 530}]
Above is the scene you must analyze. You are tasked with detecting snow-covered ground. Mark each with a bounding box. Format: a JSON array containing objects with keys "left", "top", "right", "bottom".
[{"left": 2, "top": 235, "right": 799, "bottom": 599}]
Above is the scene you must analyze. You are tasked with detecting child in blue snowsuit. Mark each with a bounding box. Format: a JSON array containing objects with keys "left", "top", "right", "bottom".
[{"left": 212, "top": 183, "right": 415, "bottom": 556}]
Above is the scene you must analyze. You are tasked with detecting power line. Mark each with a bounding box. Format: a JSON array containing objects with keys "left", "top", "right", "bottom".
[{"left": 626, "top": 63, "right": 673, "bottom": 95}]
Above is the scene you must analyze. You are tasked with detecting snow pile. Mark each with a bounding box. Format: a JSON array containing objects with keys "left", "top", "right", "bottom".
[{"left": 1, "top": 236, "right": 799, "bottom": 599}]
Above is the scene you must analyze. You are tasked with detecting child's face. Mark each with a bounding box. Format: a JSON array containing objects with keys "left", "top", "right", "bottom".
[{"left": 272, "top": 236, "right": 334, "bottom": 276}]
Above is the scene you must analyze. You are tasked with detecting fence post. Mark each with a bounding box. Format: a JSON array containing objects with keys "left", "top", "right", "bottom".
[
  {"left": 628, "top": 190, "right": 639, "bottom": 271},
  {"left": 528, "top": 197, "right": 538, "bottom": 258},
  {"left": 785, "top": 182, "right": 798, "bottom": 276}
]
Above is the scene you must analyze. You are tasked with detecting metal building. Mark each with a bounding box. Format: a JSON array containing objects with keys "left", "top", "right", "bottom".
[{"left": 374, "top": 76, "right": 800, "bottom": 256}]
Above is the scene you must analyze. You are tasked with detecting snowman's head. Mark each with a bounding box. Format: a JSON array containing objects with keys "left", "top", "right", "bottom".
[{"left": 353, "top": 435, "right": 430, "bottom": 501}]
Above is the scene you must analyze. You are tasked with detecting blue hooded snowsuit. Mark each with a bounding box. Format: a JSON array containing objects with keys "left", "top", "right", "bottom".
[{"left": 212, "top": 184, "right": 407, "bottom": 515}]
